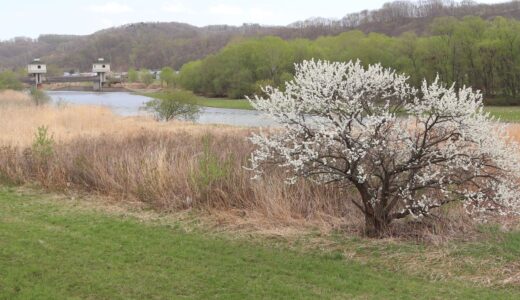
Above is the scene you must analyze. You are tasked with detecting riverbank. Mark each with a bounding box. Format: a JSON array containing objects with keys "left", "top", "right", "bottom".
[
  {"left": 146, "top": 90, "right": 253, "bottom": 110},
  {"left": 43, "top": 85, "right": 254, "bottom": 110},
  {"left": 13, "top": 86, "right": 520, "bottom": 122},
  {"left": 44, "top": 90, "right": 272, "bottom": 126},
  {"left": 47, "top": 85, "right": 129, "bottom": 92},
  {"left": 46, "top": 86, "right": 520, "bottom": 121}
]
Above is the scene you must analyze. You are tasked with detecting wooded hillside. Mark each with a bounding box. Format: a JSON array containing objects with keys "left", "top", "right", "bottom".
[
  {"left": 179, "top": 16, "right": 520, "bottom": 102},
  {"left": 1, "top": 1, "right": 519, "bottom": 71}
]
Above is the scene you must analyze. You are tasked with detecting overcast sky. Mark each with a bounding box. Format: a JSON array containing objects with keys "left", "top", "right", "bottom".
[{"left": 0, "top": 0, "right": 507, "bottom": 40}]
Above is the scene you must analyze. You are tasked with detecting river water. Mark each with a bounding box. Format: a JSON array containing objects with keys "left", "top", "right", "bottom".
[{"left": 46, "top": 91, "right": 275, "bottom": 127}]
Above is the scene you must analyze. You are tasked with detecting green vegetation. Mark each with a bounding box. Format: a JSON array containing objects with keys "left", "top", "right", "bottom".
[
  {"left": 31, "top": 126, "right": 54, "bottom": 159},
  {"left": 160, "top": 66, "right": 176, "bottom": 88},
  {"left": 148, "top": 90, "right": 253, "bottom": 110},
  {"left": 1, "top": 187, "right": 520, "bottom": 299},
  {"left": 139, "top": 69, "right": 154, "bottom": 86},
  {"left": 145, "top": 90, "right": 200, "bottom": 121},
  {"left": 194, "top": 96, "right": 252, "bottom": 110},
  {"left": 179, "top": 17, "right": 520, "bottom": 102},
  {"left": 127, "top": 68, "right": 139, "bottom": 83},
  {"left": 485, "top": 106, "right": 520, "bottom": 123},
  {"left": 3, "top": 2, "right": 520, "bottom": 72},
  {"left": 190, "top": 134, "right": 233, "bottom": 198},
  {"left": 29, "top": 87, "right": 51, "bottom": 106},
  {"left": 148, "top": 91, "right": 520, "bottom": 118},
  {"left": 0, "top": 71, "right": 23, "bottom": 90}
]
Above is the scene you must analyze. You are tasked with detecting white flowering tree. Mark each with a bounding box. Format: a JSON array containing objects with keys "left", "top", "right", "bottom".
[{"left": 248, "top": 60, "right": 520, "bottom": 235}]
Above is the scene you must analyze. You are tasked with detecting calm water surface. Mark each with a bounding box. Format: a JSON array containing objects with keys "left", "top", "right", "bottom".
[{"left": 46, "top": 91, "right": 275, "bottom": 127}]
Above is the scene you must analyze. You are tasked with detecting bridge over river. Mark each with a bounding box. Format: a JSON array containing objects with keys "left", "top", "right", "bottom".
[
  {"left": 25, "top": 58, "right": 118, "bottom": 91},
  {"left": 22, "top": 75, "right": 99, "bottom": 84}
]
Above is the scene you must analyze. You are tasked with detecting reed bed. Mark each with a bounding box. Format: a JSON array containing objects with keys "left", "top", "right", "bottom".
[
  {"left": 1, "top": 90, "right": 518, "bottom": 234},
  {"left": 0, "top": 91, "right": 360, "bottom": 230}
]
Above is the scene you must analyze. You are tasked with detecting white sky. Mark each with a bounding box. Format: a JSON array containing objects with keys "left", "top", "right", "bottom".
[{"left": 0, "top": 0, "right": 508, "bottom": 40}]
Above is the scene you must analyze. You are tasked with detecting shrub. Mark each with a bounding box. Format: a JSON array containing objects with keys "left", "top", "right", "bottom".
[
  {"left": 160, "top": 67, "right": 176, "bottom": 88},
  {"left": 128, "top": 68, "right": 139, "bottom": 83},
  {"left": 190, "top": 134, "right": 234, "bottom": 199},
  {"left": 139, "top": 69, "right": 154, "bottom": 86},
  {"left": 0, "top": 71, "right": 23, "bottom": 90},
  {"left": 30, "top": 88, "right": 51, "bottom": 106},
  {"left": 145, "top": 90, "right": 200, "bottom": 121},
  {"left": 32, "top": 126, "right": 54, "bottom": 159}
]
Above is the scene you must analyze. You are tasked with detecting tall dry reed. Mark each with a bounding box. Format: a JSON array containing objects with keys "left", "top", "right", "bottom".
[
  {"left": 1, "top": 90, "right": 518, "bottom": 234},
  {"left": 0, "top": 93, "right": 360, "bottom": 229}
]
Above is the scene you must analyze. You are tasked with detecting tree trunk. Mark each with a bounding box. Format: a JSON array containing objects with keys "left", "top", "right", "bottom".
[
  {"left": 355, "top": 183, "right": 392, "bottom": 237},
  {"left": 364, "top": 213, "right": 390, "bottom": 237}
]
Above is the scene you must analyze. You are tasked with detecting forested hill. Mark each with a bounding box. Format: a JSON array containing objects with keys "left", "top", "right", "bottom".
[
  {"left": 0, "top": 20, "right": 361, "bottom": 72},
  {"left": 1, "top": 0, "right": 520, "bottom": 71},
  {"left": 0, "top": 22, "right": 353, "bottom": 72},
  {"left": 292, "top": 0, "right": 520, "bottom": 36}
]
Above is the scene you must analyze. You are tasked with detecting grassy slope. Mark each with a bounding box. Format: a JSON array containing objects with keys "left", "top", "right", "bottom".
[
  {"left": 1, "top": 188, "right": 519, "bottom": 299},
  {"left": 485, "top": 106, "right": 520, "bottom": 123},
  {"left": 194, "top": 97, "right": 252, "bottom": 110},
  {"left": 146, "top": 91, "right": 253, "bottom": 110}
]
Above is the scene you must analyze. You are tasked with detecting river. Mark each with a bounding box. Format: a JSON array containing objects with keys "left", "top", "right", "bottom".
[{"left": 46, "top": 91, "right": 275, "bottom": 127}]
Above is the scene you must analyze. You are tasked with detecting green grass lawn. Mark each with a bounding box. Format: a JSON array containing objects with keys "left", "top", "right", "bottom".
[
  {"left": 194, "top": 97, "right": 252, "bottom": 110},
  {"left": 194, "top": 102, "right": 519, "bottom": 121},
  {"left": 485, "top": 106, "right": 520, "bottom": 122},
  {"left": 145, "top": 90, "right": 520, "bottom": 120},
  {"left": 1, "top": 187, "right": 520, "bottom": 299},
  {"left": 146, "top": 90, "right": 253, "bottom": 110}
]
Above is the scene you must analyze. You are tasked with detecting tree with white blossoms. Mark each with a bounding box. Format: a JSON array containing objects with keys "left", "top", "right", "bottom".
[{"left": 248, "top": 60, "right": 520, "bottom": 236}]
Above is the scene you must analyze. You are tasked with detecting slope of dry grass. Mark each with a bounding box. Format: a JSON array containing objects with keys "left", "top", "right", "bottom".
[
  {"left": 3, "top": 90, "right": 520, "bottom": 294},
  {"left": 0, "top": 90, "right": 32, "bottom": 106},
  {"left": 0, "top": 91, "right": 360, "bottom": 231},
  {"left": 1, "top": 90, "right": 519, "bottom": 235}
]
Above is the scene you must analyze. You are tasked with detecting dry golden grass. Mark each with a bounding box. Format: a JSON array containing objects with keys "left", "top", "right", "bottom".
[
  {"left": 0, "top": 90, "right": 32, "bottom": 106},
  {"left": 0, "top": 91, "right": 360, "bottom": 230},
  {"left": 0, "top": 90, "right": 518, "bottom": 235},
  {"left": 0, "top": 131, "right": 359, "bottom": 229},
  {"left": 507, "top": 123, "right": 520, "bottom": 143},
  {"left": 0, "top": 91, "right": 245, "bottom": 148}
]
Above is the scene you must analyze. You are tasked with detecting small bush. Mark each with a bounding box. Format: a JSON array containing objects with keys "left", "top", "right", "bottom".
[
  {"left": 190, "top": 134, "right": 233, "bottom": 196},
  {"left": 160, "top": 67, "right": 176, "bottom": 88},
  {"left": 128, "top": 68, "right": 139, "bottom": 83},
  {"left": 140, "top": 69, "right": 154, "bottom": 86},
  {"left": 145, "top": 90, "right": 200, "bottom": 121},
  {"left": 32, "top": 125, "right": 54, "bottom": 159},
  {"left": 0, "top": 71, "right": 23, "bottom": 90},
  {"left": 30, "top": 88, "right": 51, "bottom": 106}
]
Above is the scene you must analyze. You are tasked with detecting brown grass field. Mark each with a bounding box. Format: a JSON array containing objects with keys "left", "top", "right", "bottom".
[
  {"left": 0, "top": 90, "right": 360, "bottom": 232},
  {"left": 1, "top": 90, "right": 519, "bottom": 235}
]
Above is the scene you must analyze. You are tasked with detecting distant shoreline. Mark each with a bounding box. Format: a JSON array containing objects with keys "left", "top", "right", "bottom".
[
  {"left": 46, "top": 86, "right": 129, "bottom": 92},
  {"left": 43, "top": 85, "right": 163, "bottom": 94}
]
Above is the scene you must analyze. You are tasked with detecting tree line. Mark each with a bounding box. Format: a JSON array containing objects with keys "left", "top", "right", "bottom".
[
  {"left": 293, "top": 0, "right": 520, "bottom": 29},
  {"left": 4, "top": 1, "right": 520, "bottom": 72},
  {"left": 0, "top": 22, "right": 351, "bottom": 72},
  {"left": 178, "top": 16, "right": 520, "bottom": 103}
]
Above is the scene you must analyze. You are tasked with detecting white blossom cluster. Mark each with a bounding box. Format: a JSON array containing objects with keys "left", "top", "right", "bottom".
[{"left": 248, "top": 60, "right": 520, "bottom": 223}]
